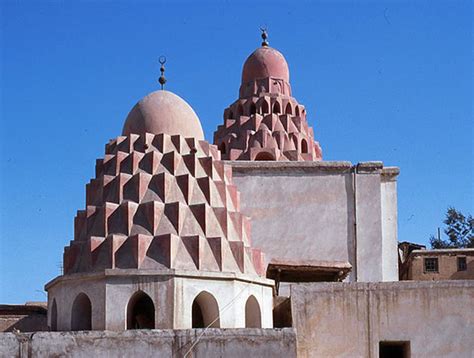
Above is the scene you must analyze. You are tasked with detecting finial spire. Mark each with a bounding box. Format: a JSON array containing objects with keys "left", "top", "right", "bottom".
[
  {"left": 260, "top": 27, "right": 269, "bottom": 47},
  {"left": 158, "top": 56, "right": 167, "bottom": 90}
]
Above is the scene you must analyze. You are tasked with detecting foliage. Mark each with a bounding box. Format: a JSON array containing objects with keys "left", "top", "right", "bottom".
[{"left": 430, "top": 207, "right": 474, "bottom": 249}]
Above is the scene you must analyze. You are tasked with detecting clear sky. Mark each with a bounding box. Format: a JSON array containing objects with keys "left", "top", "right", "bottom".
[{"left": 0, "top": 1, "right": 472, "bottom": 304}]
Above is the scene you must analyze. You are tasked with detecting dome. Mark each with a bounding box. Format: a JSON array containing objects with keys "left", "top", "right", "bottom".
[
  {"left": 122, "top": 90, "right": 204, "bottom": 140},
  {"left": 241, "top": 46, "right": 290, "bottom": 84}
]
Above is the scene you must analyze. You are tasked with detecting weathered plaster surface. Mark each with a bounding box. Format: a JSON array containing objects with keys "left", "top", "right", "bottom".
[
  {"left": 46, "top": 269, "right": 273, "bottom": 331},
  {"left": 291, "top": 281, "right": 474, "bottom": 358},
  {"left": 229, "top": 161, "right": 399, "bottom": 282},
  {"left": 0, "top": 328, "right": 297, "bottom": 358}
]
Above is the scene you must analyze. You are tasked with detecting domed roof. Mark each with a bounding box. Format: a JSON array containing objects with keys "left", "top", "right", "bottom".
[
  {"left": 122, "top": 90, "right": 204, "bottom": 140},
  {"left": 241, "top": 46, "right": 290, "bottom": 84}
]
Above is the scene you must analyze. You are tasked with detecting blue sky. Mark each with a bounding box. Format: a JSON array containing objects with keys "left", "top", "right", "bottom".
[{"left": 0, "top": 1, "right": 472, "bottom": 304}]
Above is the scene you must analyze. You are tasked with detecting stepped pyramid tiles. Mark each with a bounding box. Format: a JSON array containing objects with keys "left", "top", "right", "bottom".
[{"left": 64, "top": 133, "right": 265, "bottom": 276}]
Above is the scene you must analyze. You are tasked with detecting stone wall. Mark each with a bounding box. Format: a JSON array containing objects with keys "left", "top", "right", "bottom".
[
  {"left": 0, "top": 328, "right": 296, "bottom": 358},
  {"left": 229, "top": 161, "right": 399, "bottom": 282},
  {"left": 291, "top": 281, "right": 474, "bottom": 357}
]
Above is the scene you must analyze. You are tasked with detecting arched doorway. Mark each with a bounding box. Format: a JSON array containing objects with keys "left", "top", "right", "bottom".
[
  {"left": 127, "top": 291, "right": 155, "bottom": 329},
  {"left": 71, "top": 293, "right": 92, "bottom": 331},
  {"left": 254, "top": 152, "right": 275, "bottom": 161},
  {"left": 285, "top": 103, "right": 292, "bottom": 115},
  {"left": 50, "top": 299, "right": 58, "bottom": 331},
  {"left": 192, "top": 291, "right": 220, "bottom": 328},
  {"left": 245, "top": 295, "right": 261, "bottom": 328}
]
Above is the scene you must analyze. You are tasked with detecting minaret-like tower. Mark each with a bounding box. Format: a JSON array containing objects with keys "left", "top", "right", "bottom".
[{"left": 214, "top": 30, "right": 323, "bottom": 161}]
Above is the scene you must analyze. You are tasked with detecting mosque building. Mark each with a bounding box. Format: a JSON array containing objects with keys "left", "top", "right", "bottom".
[{"left": 1, "top": 31, "right": 472, "bottom": 358}]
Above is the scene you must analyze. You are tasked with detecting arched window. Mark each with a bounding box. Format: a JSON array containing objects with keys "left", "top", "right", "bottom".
[
  {"left": 295, "top": 106, "right": 300, "bottom": 116},
  {"left": 245, "top": 295, "right": 261, "bottom": 328},
  {"left": 260, "top": 100, "right": 269, "bottom": 115},
  {"left": 50, "top": 299, "right": 58, "bottom": 331},
  {"left": 273, "top": 102, "right": 281, "bottom": 114},
  {"left": 127, "top": 291, "right": 155, "bottom": 329},
  {"left": 71, "top": 293, "right": 92, "bottom": 331},
  {"left": 254, "top": 152, "right": 275, "bottom": 161},
  {"left": 228, "top": 110, "right": 234, "bottom": 119},
  {"left": 219, "top": 142, "right": 226, "bottom": 155},
  {"left": 249, "top": 102, "right": 257, "bottom": 115},
  {"left": 192, "top": 291, "right": 220, "bottom": 328},
  {"left": 301, "top": 139, "right": 308, "bottom": 154},
  {"left": 285, "top": 103, "right": 292, "bottom": 115}
]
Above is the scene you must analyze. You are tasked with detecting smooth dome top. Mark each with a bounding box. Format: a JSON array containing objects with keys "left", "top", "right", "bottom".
[
  {"left": 122, "top": 90, "right": 204, "bottom": 140},
  {"left": 241, "top": 46, "right": 290, "bottom": 84}
]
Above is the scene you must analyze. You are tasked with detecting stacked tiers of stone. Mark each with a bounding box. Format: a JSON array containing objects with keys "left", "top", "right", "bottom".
[
  {"left": 214, "top": 45, "right": 322, "bottom": 161},
  {"left": 214, "top": 96, "right": 322, "bottom": 161},
  {"left": 64, "top": 133, "right": 265, "bottom": 276}
]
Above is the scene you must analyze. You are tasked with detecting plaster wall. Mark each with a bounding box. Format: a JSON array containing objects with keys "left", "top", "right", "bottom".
[
  {"left": 381, "top": 176, "right": 399, "bottom": 281},
  {"left": 47, "top": 274, "right": 105, "bottom": 331},
  {"left": 229, "top": 161, "right": 399, "bottom": 282},
  {"left": 46, "top": 269, "right": 273, "bottom": 331},
  {"left": 354, "top": 173, "right": 383, "bottom": 281},
  {"left": 0, "top": 328, "right": 297, "bottom": 358},
  {"left": 174, "top": 276, "right": 273, "bottom": 329},
  {"left": 291, "top": 281, "right": 474, "bottom": 358}
]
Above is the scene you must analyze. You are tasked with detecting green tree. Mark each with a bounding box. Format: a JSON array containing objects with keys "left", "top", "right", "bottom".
[{"left": 430, "top": 207, "right": 474, "bottom": 249}]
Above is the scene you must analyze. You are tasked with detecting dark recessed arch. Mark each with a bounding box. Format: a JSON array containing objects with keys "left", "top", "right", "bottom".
[
  {"left": 245, "top": 295, "right": 262, "bottom": 328},
  {"left": 249, "top": 102, "right": 257, "bottom": 115},
  {"left": 127, "top": 291, "right": 155, "bottom": 329},
  {"left": 51, "top": 299, "right": 58, "bottom": 331},
  {"left": 285, "top": 103, "right": 293, "bottom": 115},
  {"left": 273, "top": 102, "right": 281, "bottom": 114},
  {"left": 192, "top": 291, "right": 220, "bottom": 328},
  {"left": 301, "top": 139, "right": 309, "bottom": 154},
  {"left": 71, "top": 293, "right": 92, "bottom": 331}
]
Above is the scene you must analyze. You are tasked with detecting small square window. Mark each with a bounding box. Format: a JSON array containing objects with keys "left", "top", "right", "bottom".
[
  {"left": 424, "top": 258, "right": 438, "bottom": 273},
  {"left": 457, "top": 257, "right": 467, "bottom": 271}
]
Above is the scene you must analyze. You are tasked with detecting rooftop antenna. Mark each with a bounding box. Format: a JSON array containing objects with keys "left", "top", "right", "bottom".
[
  {"left": 260, "top": 27, "right": 269, "bottom": 47},
  {"left": 158, "top": 56, "right": 167, "bottom": 90}
]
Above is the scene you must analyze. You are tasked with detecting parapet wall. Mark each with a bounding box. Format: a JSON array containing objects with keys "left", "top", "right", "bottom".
[
  {"left": 291, "top": 281, "right": 474, "bottom": 358},
  {"left": 0, "top": 328, "right": 296, "bottom": 358}
]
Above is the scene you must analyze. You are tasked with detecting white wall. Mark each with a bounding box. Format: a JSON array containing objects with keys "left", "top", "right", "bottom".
[
  {"left": 229, "top": 161, "right": 399, "bottom": 282},
  {"left": 46, "top": 270, "right": 273, "bottom": 331}
]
